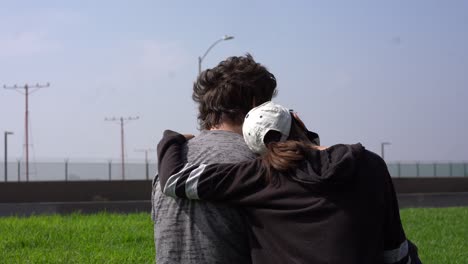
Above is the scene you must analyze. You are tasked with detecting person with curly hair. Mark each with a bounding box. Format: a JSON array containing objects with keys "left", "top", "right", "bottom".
[{"left": 151, "top": 54, "right": 278, "bottom": 264}]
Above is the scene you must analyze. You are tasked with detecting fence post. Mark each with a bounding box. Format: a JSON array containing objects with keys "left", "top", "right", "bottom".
[
  {"left": 433, "top": 163, "right": 436, "bottom": 177},
  {"left": 146, "top": 162, "right": 149, "bottom": 181},
  {"left": 397, "top": 162, "right": 401, "bottom": 178},
  {"left": 108, "top": 160, "right": 112, "bottom": 181},
  {"left": 17, "top": 160, "right": 20, "bottom": 182},
  {"left": 449, "top": 162, "right": 453, "bottom": 177},
  {"left": 65, "top": 159, "right": 69, "bottom": 182},
  {"left": 416, "top": 162, "right": 420, "bottom": 177}
]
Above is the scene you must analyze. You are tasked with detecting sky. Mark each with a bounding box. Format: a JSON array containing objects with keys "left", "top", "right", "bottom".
[{"left": 0, "top": 0, "right": 467, "bottom": 163}]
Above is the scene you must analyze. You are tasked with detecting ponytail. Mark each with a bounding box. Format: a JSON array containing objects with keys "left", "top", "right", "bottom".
[{"left": 261, "top": 140, "right": 312, "bottom": 184}]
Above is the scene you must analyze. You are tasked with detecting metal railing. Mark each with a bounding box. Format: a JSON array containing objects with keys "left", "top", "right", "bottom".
[
  {"left": 387, "top": 162, "right": 468, "bottom": 178},
  {"left": 0, "top": 161, "right": 157, "bottom": 182},
  {"left": 0, "top": 161, "right": 467, "bottom": 182}
]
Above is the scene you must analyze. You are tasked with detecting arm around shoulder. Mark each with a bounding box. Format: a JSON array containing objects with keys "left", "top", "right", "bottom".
[{"left": 157, "top": 130, "right": 188, "bottom": 192}]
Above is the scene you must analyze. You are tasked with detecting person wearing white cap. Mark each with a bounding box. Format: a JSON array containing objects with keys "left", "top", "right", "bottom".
[{"left": 156, "top": 101, "right": 422, "bottom": 264}]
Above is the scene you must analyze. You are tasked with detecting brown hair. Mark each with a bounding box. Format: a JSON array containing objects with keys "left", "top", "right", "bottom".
[
  {"left": 260, "top": 118, "right": 316, "bottom": 184},
  {"left": 193, "top": 54, "right": 277, "bottom": 130}
]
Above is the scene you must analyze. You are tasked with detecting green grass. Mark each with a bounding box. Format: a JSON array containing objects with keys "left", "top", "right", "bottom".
[
  {"left": 0, "top": 208, "right": 466, "bottom": 263},
  {"left": 0, "top": 213, "right": 154, "bottom": 264},
  {"left": 400, "top": 207, "right": 468, "bottom": 264}
]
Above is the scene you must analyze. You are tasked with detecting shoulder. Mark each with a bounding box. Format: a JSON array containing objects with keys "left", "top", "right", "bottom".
[
  {"left": 187, "top": 130, "right": 256, "bottom": 163},
  {"left": 327, "top": 143, "right": 387, "bottom": 172},
  {"left": 353, "top": 147, "right": 392, "bottom": 187},
  {"left": 362, "top": 148, "right": 387, "bottom": 170},
  {"left": 190, "top": 130, "right": 245, "bottom": 144}
]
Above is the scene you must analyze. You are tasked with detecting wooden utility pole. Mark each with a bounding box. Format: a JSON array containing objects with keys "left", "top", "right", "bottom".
[
  {"left": 3, "top": 83, "right": 50, "bottom": 181},
  {"left": 105, "top": 116, "right": 139, "bottom": 180}
]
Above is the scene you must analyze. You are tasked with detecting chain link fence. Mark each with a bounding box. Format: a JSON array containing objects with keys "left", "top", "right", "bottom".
[
  {"left": 1, "top": 161, "right": 467, "bottom": 182},
  {"left": 387, "top": 162, "right": 468, "bottom": 178},
  {"left": 0, "top": 161, "right": 157, "bottom": 182}
]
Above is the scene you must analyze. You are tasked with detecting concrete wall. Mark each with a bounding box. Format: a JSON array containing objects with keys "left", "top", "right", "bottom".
[
  {"left": 1, "top": 178, "right": 468, "bottom": 216},
  {"left": 393, "top": 177, "right": 468, "bottom": 193},
  {"left": 1, "top": 178, "right": 468, "bottom": 203},
  {"left": 0, "top": 180, "right": 152, "bottom": 203}
]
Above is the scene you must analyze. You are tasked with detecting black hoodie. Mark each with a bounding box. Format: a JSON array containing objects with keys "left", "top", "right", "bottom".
[{"left": 157, "top": 130, "right": 420, "bottom": 264}]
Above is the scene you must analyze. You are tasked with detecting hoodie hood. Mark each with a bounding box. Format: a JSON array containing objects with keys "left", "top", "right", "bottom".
[{"left": 291, "top": 143, "right": 365, "bottom": 187}]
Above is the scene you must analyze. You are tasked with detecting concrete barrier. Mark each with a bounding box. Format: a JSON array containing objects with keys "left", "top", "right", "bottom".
[
  {"left": 1, "top": 178, "right": 467, "bottom": 203},
  {"left": 1, "top": 178, "right": 467, "bottom": 216},
  {"left": 0, "top": 180, "right": 152, "bottom": 203},
  {"left": 393, "top": 177, "right": 468, "bottom": 193}
]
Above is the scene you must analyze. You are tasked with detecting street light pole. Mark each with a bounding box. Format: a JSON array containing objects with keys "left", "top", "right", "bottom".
[
  {"left": 4, "top": 131, "right": 14, "bottom": 182},
  {"left": 381, "top": 142, "right": 391, "bottom": 161},
  {"left": 198, "top": 35, "right": 234, "bottom": 74}
]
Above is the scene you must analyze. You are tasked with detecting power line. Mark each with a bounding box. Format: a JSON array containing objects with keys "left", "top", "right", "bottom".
[
  {"left": 105, "top": 116, "right": 139, "bottom": 180},
  {"left": 3, "top": 83, "right": 50, "bottom": 181}
]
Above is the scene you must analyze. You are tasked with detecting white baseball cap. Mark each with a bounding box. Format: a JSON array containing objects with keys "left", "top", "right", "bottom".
[{"left": 242, "top": 101, "right": 292, "bottom": 154}]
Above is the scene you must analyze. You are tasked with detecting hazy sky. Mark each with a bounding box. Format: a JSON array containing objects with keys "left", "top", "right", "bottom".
[{"left": 1, "top": 0, "right": 467, "bottom": 163}]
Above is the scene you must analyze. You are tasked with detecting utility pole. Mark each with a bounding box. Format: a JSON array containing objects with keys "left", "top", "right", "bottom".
[
  {"left": 4, "top": 83, "right": 50, "bottom": 182},
  {"left": 135, "top": 148, "right": 156, "bottom": 180},
  {"left": 105, "top": 116, "right": 139, "bottom": 180}
]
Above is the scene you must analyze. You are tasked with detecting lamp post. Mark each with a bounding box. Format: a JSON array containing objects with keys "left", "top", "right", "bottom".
[
  {"left": 198, "top": 35, "right": 234, "bottom": 74},
  {"left": 381, "top": 142, "right": 391, "bottom": 161},
  {"left": 4, "top": 131, "right": 14, "bottom": 182}
]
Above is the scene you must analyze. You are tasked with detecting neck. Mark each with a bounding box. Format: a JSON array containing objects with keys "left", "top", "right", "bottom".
[{"left": 209, "top": 123, "right": 243, "bottom": 135}]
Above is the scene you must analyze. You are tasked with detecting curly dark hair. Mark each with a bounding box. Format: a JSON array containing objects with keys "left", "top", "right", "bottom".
[{"left": 193, "top": 54, "right": 277, "bottom": 130}]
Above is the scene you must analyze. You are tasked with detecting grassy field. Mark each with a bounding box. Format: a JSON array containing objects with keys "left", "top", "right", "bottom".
[
  {"left": 0, "top": 213, "right": 154, "bottom": 264},
  {"left": 0, "top": 208, "right": 466, "bottom": 264},
  {"left": 400, "top": 207, "right": 468, "bottom": 263}
]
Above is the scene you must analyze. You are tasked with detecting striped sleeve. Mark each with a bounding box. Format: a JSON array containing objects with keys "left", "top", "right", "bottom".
[
  {"left": 163, "top": 163, "right": 205, "bottom": 199},
  {"left": 384, "top": 240, "right": 410, "bottom": 264},
  {"left": 157, "top": 130, "right": 263, "bottom": 203}
]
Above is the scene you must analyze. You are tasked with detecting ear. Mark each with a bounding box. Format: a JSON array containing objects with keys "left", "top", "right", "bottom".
[{"left": 251, "top": 97, "right": 257, "bottom": 108}]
